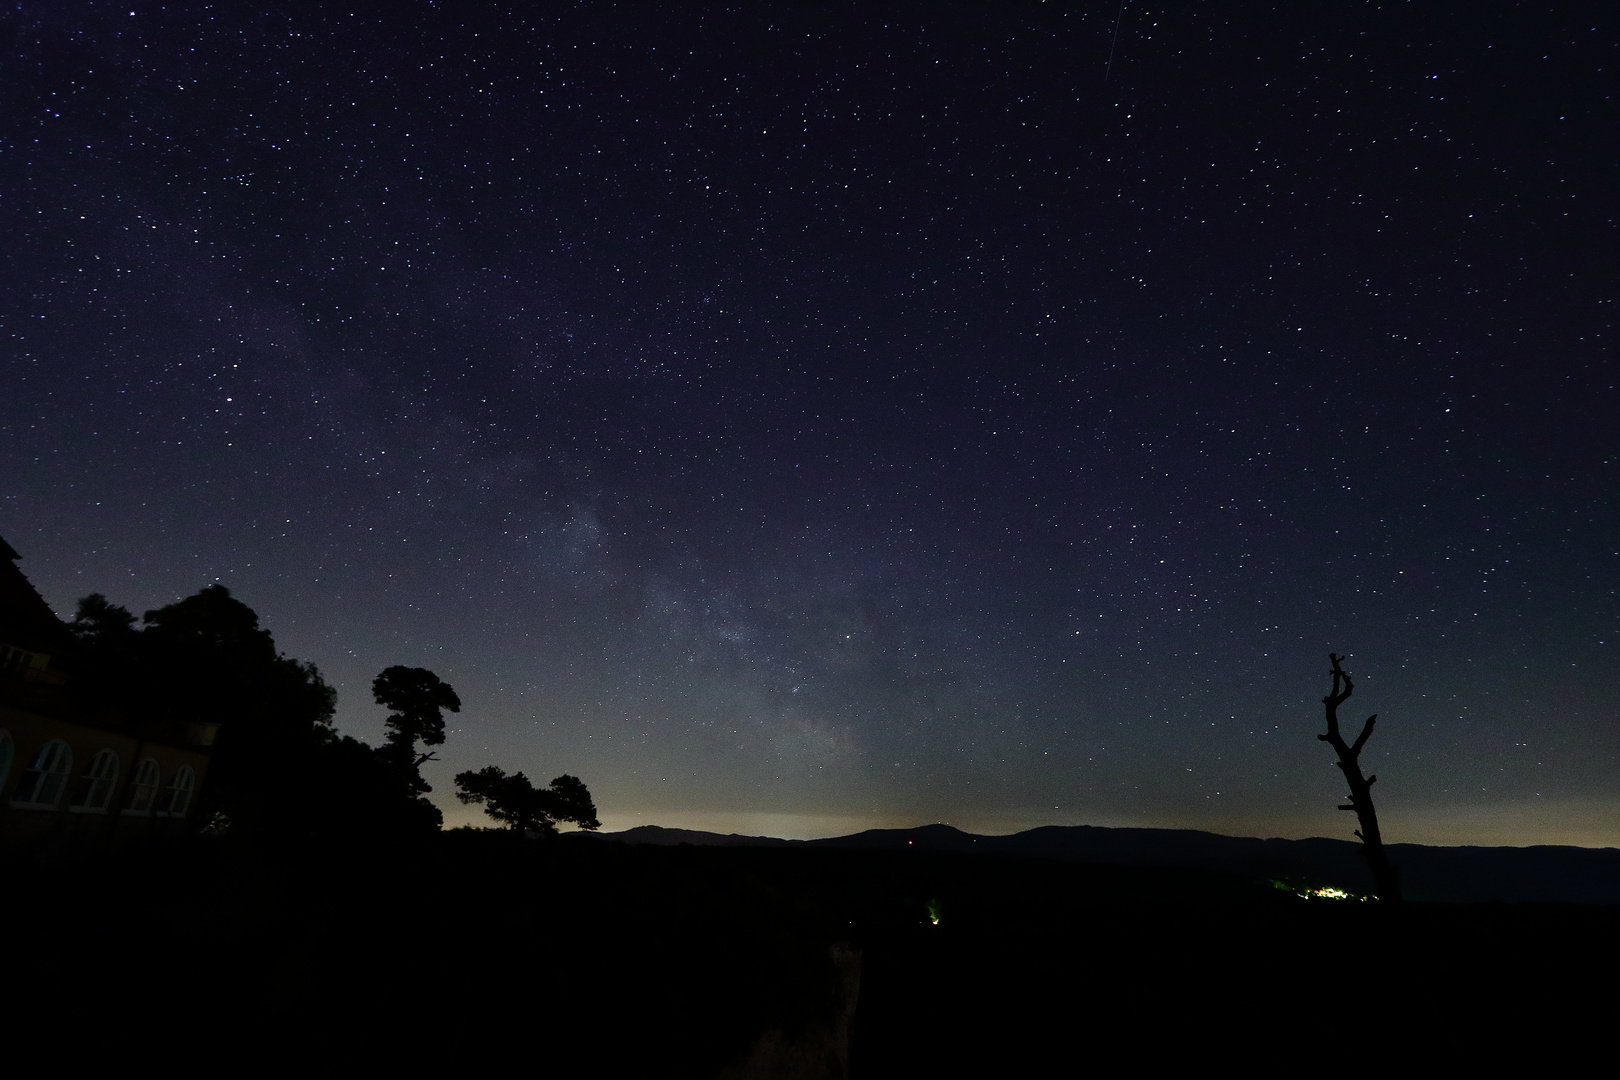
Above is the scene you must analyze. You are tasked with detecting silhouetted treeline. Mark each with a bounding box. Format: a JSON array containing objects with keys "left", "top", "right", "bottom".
[
  {"left": 69, "top": 585, "right": 602, "bottom": 845},
  {"left": 69, "top": 586, "right": 447, "bottom": 842}
]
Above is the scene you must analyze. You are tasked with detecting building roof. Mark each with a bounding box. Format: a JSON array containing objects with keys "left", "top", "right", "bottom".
[{"left": 0, "top": 534, "right": 73, "bottom": 654}]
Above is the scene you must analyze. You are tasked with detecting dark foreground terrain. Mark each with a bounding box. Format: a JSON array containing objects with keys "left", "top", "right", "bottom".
[{"left": 9, "top": 831, "right": 1618, "bottom": 1075}]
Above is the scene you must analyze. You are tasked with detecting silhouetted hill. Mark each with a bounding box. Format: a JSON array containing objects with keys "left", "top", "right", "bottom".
[
  {"left": 607, "top": 824, "right": 796, "bottom": 847},
  {"left": 811, "top": 822, "right": 990, "bottom": 853},
  {"left": 598, "top": 821, "right": 1620, "bottom": 903}
]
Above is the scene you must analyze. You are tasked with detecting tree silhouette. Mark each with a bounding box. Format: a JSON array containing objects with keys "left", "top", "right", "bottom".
[
  {"left": 131, "top": 585, "right": 338, "bottom": 835},
  {"left": 454, "top": 766, "right": 600, "bottom": 834},
  {"left": 68, "top": 592, "right": 137, "bottom": 645},
  {"left": 1319, "top": 653, "right": 1401, "bottom": 902},
  {"left": 66, "top": 588, "right": 464, "bottom": 840},
  {"left": 371, "top": 665, "right": 460, "bottom": 796},
  {"left": 67, "top": 593, "right": 141, "bottom": 707},
  {"left": 545, "top": 773, "right": 600, "bottom": 829}
]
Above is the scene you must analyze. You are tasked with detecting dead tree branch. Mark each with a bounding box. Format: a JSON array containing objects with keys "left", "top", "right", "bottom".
[{"left": 1318, "top": 653, "right": 1401, "bottom": 902}]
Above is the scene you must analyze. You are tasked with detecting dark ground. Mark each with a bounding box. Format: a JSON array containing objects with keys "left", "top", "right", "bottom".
[{"left": 9, "top": 832, "right": 1616, "bottom": 1074}]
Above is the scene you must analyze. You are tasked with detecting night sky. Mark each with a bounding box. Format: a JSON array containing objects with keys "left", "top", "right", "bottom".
[{"left": 3, "top": 3, "right": 1615, "bottom": 844}]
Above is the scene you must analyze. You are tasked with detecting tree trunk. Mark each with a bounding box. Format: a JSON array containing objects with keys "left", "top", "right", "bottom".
[{"left": 1320, "top": 654, "right": 1402, "bottom": 903}]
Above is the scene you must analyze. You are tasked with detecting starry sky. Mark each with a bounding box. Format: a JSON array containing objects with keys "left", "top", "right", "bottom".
[{"left": 3, "top": 2, "right": 1615, "bottom": 844}]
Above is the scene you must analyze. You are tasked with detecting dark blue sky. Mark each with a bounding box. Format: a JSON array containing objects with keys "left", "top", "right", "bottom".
[{"left": 3, "top": 2, "right": 1614, "bottom": 842}]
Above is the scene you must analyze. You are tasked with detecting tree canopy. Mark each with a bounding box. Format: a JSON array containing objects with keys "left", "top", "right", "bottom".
[
  {"left": 66, "top": 586, "right": 451, "bottom": 840},
  {"left": 70, "top": 585, "right": 338, "bottom": 835},
  {"left": 455, "top": 766, "right": 600, "bottom": 835},
  {"left": 372, "top": 665, "right": 460, "bottom": 757},
  {"left": 67, "top": 586, "right": 594, "bottom": 845},
  {"left": 367, "top": 664, "right": 461, "bottom": 828}
]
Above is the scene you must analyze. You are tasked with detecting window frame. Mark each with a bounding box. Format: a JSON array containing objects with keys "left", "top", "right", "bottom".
[
  {"left": 126, "top": 757, "right": 162, "bottom": 815},
  {"left": 158, "top": 765, "right": 196, "bottom": 818},
  {"left": 69, "top": 748, "right": 121, "bottom": 813},
  {"left": 11, "top": 739, "right": 72, "bottom": 809}
]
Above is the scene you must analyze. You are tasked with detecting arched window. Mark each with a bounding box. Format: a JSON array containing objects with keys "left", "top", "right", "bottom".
[
  {"left": 160, "top": 765, "right": 196, "bottom": 818},
  {"left": 70, "top": 748, "right": 120, "bottom": 812},
  {"left": 0, "top": 729, "right": 13, "bottom": 797},
  {"left": 12, "top": 739, "right": 71, "bottom": 808},
  {"left": 127, "top": 758, "right": 161, "bottom": 814}
]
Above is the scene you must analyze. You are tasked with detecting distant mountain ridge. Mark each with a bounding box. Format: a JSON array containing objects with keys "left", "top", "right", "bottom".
[
  {"left": 610, "top": 825, "right": 796, "bottom": 848},
  {"left": 600, "top": 822, "right": 1620, "bottom": 904}
]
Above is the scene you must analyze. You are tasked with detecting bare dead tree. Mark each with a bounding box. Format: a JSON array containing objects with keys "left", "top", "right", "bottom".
[{"left": 1320, "top": 653, "right": 1402, "bottom": 902}]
